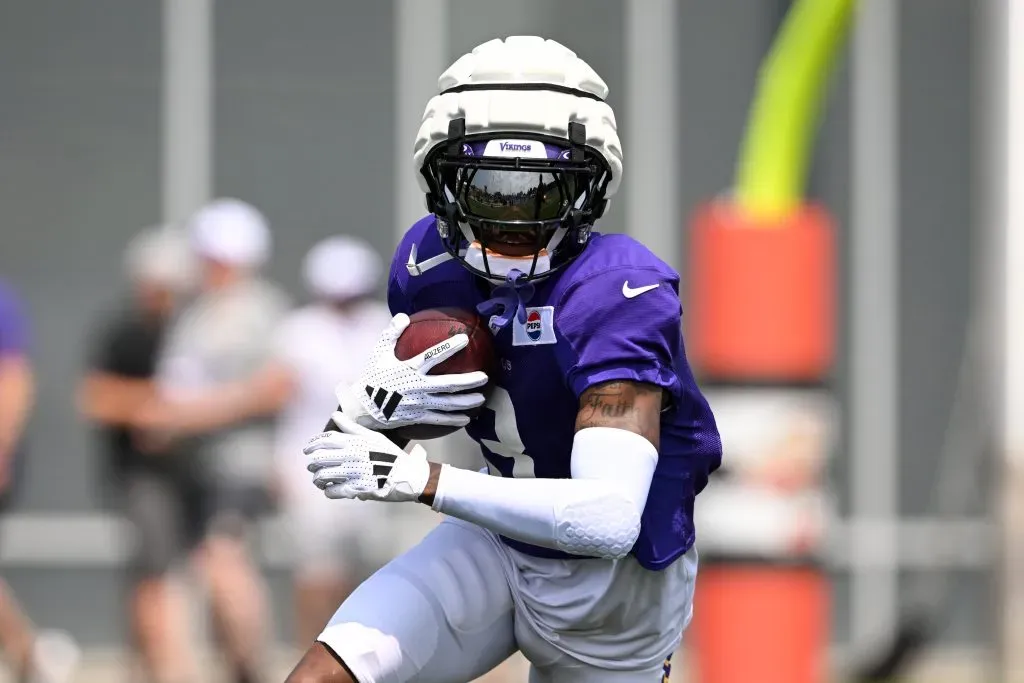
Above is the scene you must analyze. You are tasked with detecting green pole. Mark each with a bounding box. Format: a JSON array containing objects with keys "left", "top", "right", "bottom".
[{"left": 734, "top": 0, "right": 859, "bottom": 221}]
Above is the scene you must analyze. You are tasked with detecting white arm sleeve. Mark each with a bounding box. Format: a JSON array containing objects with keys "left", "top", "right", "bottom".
[{"left": 431, "top": 427, "right": 658, "bottom": 559}]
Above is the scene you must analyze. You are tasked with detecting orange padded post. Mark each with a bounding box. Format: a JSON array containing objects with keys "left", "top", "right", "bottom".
[
  {"left": 690, "top": 566, "right": 829, "bottom": 683},
  {"left": 689, "top": 201, "right": 835, "bottom": 382},
  {"left": 686, "top": 199, "right": 834, "bottom": 683}
]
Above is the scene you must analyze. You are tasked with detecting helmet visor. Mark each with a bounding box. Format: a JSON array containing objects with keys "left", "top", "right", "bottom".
[{"left": 454, "top": 168, "right": 575, "bottom": 224}]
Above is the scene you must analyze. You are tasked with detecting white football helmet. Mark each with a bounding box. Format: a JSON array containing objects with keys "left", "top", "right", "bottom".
[{"left": 411, "top": 36, "right": 624, "bottom": 282}]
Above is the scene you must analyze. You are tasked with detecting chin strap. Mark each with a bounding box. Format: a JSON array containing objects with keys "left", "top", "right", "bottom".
[{"left": 476, "top": 269, "right": 536, "bottom": 332}]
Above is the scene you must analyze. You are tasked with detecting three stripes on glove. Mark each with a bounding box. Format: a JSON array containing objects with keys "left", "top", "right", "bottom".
[{"left": 366, "top": 384, "right": 403, "bottom": 420}]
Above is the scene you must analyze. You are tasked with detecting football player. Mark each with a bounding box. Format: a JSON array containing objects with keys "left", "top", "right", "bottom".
[{"left": 286, "top": 36, "right": 722, "bottom": 683}]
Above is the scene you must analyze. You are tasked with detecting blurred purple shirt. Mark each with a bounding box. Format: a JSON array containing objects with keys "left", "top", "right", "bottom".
[{"left": 0, "top": 280, "right": 29, "bottom": 357}]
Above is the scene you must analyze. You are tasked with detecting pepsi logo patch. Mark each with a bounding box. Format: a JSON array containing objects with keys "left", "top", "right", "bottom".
[
  {"left": 513, "top": 306, "right": 556, "bottom": 346},
  {"left": 526, "top": 310, "right": 542, "bottom": 341}
]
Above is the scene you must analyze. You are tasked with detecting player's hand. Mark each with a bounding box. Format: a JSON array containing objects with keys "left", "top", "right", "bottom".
[
  {"left": 336, "top": 313, "right": 488, "bottom": 432},
  {"left": 305, "top": 411, "right": 430, "bottom": 503}
]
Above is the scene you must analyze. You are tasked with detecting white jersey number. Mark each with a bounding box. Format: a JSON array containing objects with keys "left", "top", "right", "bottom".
[{"left": 479, "top": 386, "right": 536, "bottom": 478}]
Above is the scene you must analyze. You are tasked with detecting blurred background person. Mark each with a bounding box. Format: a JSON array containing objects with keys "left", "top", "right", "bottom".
[
  {"left": 77, "top": 227, "right": 200, "bottom": 683},
  {"left": 0, "top": 277, "right": 79, "bottom": 683},
  {"left": 267, "top": 235, "right": 391, "bottom": 647},
  {"left": 138, "top": 198, "right": 291, "bottom": 683}
]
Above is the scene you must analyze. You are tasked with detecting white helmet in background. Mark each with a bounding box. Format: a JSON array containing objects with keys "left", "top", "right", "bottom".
[
  {"left": 124, "top": 226, "right": 196, "bottom": 292},
  {"left": 302, "top": 236, "right": 383, "bottom": 302},
  {"left": 412, "top": 36, "right": 623, "bottom": 282},
  {"left": 188, "top": 198, "right": 271, "bottom": 269}
]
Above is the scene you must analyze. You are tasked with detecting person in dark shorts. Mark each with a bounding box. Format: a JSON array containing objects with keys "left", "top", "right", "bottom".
[
  {"left": 139, "top": 200, "right": 291, "bottom": 683},
  {"left": 78, "top": 228, "right": 198, "bottom": 683}
]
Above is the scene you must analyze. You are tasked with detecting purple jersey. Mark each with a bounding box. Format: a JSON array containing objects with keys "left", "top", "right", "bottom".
[
  {"left": 388, "top": 216, "right": 722, "bottom": 571},
  {"left": 0, "top": 280, "right": 29, "bottom": 357}
]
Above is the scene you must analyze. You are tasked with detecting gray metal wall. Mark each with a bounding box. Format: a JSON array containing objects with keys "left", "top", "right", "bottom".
[
  {"left": 0, "top": 0, "right": 985, "bottom": 650},
  {"left": 0, "top": 0, "right": 164, "bottom": 646},
  {"left": 895, "top": 0, "right": 986, "bottom": 645},
  {"left": 214, "top": 0, "right": 395, "bottom": 297}
]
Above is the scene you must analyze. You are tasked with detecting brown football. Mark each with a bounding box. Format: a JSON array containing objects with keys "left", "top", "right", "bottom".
[{"left": 390, "top": 308, "right": 496, "bottom": 441}]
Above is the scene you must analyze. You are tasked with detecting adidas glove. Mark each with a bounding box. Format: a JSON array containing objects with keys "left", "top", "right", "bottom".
[
  {"left": 336, "top": 313, "right": 489, "bottom": 432},
  {"left": 306, "top": 411, "right": 430, "bottom": 502}
]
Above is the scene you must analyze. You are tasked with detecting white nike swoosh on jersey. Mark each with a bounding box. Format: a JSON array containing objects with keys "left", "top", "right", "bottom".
[{"left": 622, "top": 281, "right": 660, "bottom": 299}]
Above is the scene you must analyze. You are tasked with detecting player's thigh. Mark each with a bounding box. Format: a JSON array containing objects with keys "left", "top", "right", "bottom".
[
  {"left": 318, "top": 518, "right": 517, "bottom": 683},
  {"left": 528, "top": 653, "right": 674, "bottom": 683}
]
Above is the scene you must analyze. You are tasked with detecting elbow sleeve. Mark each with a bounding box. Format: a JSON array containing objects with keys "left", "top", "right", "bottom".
[{"left": 554, "top": 483, "right": 642, "bottom": 559}]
